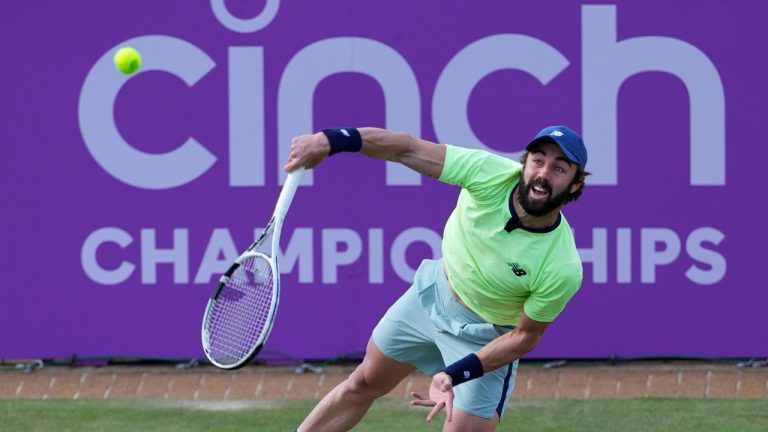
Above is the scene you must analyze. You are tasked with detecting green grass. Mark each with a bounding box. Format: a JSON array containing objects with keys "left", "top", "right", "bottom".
[{"left": 0, "top": 398, "right": 766, "bottom": 432}]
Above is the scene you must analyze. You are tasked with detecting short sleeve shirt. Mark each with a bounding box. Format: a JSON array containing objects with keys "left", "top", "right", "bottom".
[{"left": 438, "top": 145, "right": 583, "bottom": 325}]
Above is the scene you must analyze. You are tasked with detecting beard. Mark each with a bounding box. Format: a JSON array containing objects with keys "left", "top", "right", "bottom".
[{"left": 518, "top": 176, "right": 573, "bottom": 217}]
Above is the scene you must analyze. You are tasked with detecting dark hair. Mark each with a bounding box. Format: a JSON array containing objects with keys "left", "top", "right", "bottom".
[{"left": 519, "top": 151, "right": 591, "bottom": 204}]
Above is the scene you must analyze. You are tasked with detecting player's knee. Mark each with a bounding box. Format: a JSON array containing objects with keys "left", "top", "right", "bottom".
[{"left": 342, "top": 365, "right": 389, "bottom": 399}]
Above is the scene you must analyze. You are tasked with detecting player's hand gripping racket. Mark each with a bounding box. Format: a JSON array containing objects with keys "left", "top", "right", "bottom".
[{"left": 202, "top": 168, "right": 304, "bottom": 369}]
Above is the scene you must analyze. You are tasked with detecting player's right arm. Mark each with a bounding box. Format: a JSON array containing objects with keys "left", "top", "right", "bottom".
[{"left": 284, "top": 128, "right": 446, "bottom": 178}]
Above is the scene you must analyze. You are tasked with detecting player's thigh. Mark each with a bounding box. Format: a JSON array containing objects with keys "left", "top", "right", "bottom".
[
  {"left": 371, "top": 274, "right": 444, "bottom": 375},
  {"left": 443, "top": 408, "right": 499, "bottom": 432},
  {"left": 351, "top": 338, "right": 416, "bottom": 394}
]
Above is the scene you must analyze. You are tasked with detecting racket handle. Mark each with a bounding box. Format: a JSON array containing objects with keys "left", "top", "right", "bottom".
[{"left": 275, "top": 168, "right": 304, "bottom": 219}]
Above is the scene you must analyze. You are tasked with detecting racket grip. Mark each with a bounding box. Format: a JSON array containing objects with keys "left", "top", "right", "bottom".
[{"left": 275, "top": 168, "right": 304, "bottom": 219}]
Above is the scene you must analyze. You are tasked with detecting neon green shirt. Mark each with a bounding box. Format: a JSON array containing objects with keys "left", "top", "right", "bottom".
[{"left": 438, "top": 145, "right": 583, "bottom": 326}]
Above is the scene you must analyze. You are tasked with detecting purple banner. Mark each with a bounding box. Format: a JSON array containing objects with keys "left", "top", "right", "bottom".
[{"left": 3, "top": 1, "right": 766, "bottom": 360}]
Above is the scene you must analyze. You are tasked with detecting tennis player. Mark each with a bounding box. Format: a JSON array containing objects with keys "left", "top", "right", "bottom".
[{"left": 284, "top": 126, "right": 589, "bottom": 432}]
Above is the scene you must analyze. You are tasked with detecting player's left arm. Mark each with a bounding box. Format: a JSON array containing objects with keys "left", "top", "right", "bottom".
[
  {"left": 410, "top": 311, "right": 550, "bottom": 422},
  {"left": 477, "top": 267, "right": 580, "bottom": 371},
  {"left": 474, "top": 263, "right": 582, "bottom": 371},
  {"left": 475, "top": 311, "right": 550, "bottom": 372}
]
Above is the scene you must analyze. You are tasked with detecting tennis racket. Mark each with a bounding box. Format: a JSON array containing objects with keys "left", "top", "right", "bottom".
[{"left": 201, "top": 168, "right": 305, "bottom": 369}]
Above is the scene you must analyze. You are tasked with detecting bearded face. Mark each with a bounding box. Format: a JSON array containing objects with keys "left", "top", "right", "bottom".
[
  {"left": 518, "top": 175, "right": 574, "bottom": 216},
  {"left": 518, "top": 142, "right": 583, "bottom": 217}
]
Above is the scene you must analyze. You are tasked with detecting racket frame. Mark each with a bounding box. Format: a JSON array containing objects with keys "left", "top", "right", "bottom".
[{"left": 201, "top": 169, "right": 304, "bottom": 369}]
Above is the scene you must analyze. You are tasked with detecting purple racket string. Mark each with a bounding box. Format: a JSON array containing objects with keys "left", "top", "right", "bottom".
[{"left": 204, "top": 255, "right": 275, "bottom": 366}]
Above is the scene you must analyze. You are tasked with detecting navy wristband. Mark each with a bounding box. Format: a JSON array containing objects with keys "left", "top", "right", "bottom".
[
  {"left": 442, "top": 353, "right": 484, "bottom": 386},
  {"left": 322, "top": 128, "right": 362, "bottom": 156}
]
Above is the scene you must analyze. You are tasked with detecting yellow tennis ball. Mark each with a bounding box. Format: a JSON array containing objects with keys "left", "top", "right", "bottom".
[{"left": 114, "top": 47, "right": 142, "bottom": 74}]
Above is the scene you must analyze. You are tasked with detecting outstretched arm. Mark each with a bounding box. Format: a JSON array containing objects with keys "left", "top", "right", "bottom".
[{"left": 283, "top": 127, "right": 446, "bottom": 178}]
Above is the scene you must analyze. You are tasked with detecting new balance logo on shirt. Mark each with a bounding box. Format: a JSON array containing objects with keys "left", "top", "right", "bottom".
[{"left": 507, "top": 262, "right": 527, "bottom": 277}]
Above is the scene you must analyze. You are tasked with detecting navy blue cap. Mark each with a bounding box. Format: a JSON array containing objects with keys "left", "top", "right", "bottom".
[{"left": 526, "top": 125, "right": 587, "bottom": 167}]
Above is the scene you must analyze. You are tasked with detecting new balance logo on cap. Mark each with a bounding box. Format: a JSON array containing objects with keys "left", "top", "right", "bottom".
[
  {"left": 507, "top": 262, "right": 527, "bottom": 277},
  {"left": 526, "top": 125, "right": 588, "bottom": 167}
]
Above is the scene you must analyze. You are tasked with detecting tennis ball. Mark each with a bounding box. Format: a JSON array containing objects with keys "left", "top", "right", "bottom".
[{"left": 114, "top": 47, "right": 142, "bottom": 74}]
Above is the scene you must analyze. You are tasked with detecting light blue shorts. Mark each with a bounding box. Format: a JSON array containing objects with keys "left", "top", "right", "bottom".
[{"left": 372, "top": 258, "right": 519, "bottom": 419}]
